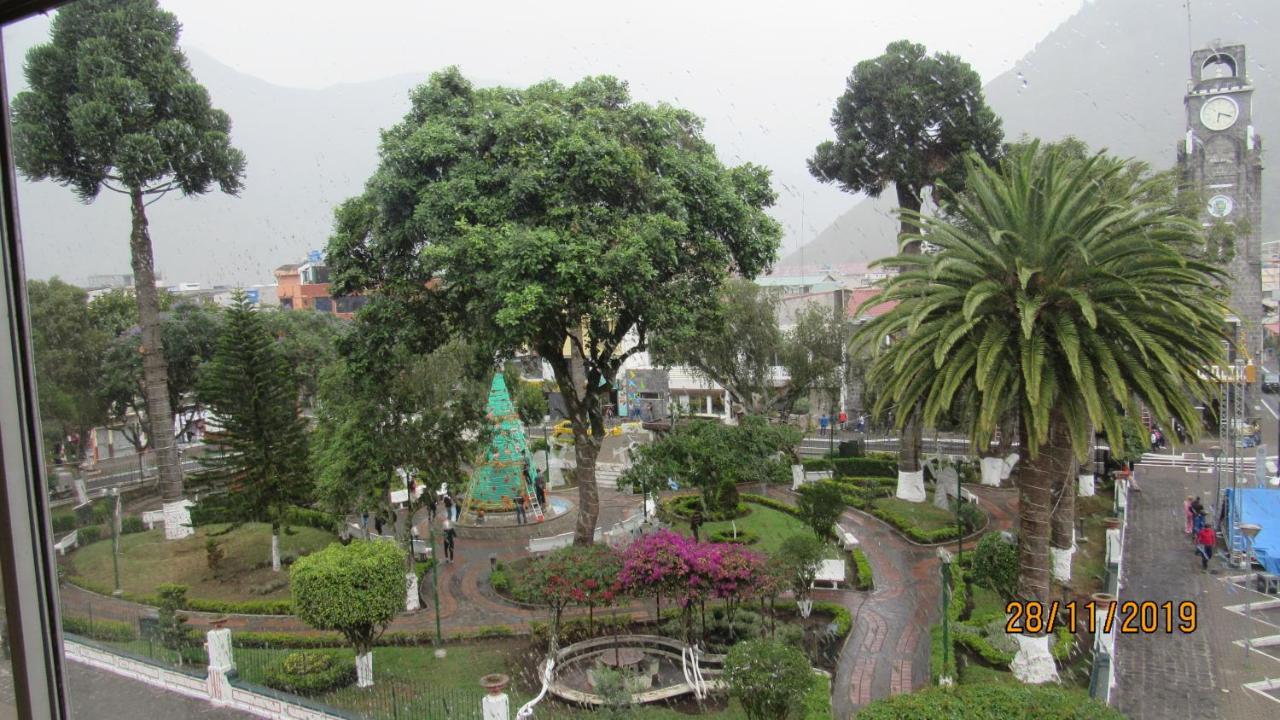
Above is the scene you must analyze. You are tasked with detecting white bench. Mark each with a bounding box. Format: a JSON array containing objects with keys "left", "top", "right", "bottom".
[
  {"left": 837, "top": 527, "right": 859, "bottom": 550},
  {"left": 54, "top": 530, "right": 78, "bottom": 556},
  {"left": 960, "top": 488, "right": 980, "bottom": 506},
  {"left": 812, "top": 559, "right": 846, "bottom": 589},
  {"left": 792, "top": 469, "right": 833, "bottom": 491},
  {"left": 411, "top": 539, "right": 431, "bottom": 560},
  {"left": 141, "top": 509, "right": 165, "bottom": 530}
]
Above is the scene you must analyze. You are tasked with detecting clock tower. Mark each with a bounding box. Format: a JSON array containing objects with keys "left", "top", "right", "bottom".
[{"left": 1178, "top": 44, "right": 1263, "bottom": 378}]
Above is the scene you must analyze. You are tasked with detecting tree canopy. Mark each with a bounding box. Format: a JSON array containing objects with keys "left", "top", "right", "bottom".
[
  {"left": 27, "top": 278, "right": 110, "bottom": 458},
  {"left": 325, "top": 67, "right": 782, "bottom": 543},
  {"left": 291, "top": 540, "right": 405, "bottom": 658}
]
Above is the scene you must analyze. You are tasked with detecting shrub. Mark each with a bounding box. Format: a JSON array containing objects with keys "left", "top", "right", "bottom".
[
  {"left": 801, "top": 672, "right": 832, "bottom": 720},
  {"left": 120, "top": 516, "right": 146, "bottom": 535},
  {"left": 723, "top": 639, "right": 814, "bottom": 720},
  {"left": 708, "top": 528, "right": 759, "bottom": 545},
  {"left": 61, "top": 615, "right": 138, "bottom": 642},
  {"left": 852, "top": 549, "right": 873, "bottom": 591},
  {"left": 856, "top": 684, "right": 1124, "bottom": 719},
  {"left": 971, "top": 532, "right": 1018, "bottom": 602},
  {"left": 830, "top": 456, "right": 896, "bottom": 478},
  {"left": 489, "top": 564, "right": 510, "bottom": 594},
  {"left": 284, "top": 506, "right": 338, "bottom": 533},
  {"left": 77, "top": 526, "right": 103, "bottom": 544},
  {"left": 261, "top": 651, "right": 355, "bottom": 695},
  {"left": 797, "top": 483, "right": 845, "bottom": 542},
  {"left": 52, "top": 514, "right": 77, "bottom": 533},
  {"left": 156, "top": 584, "right": 192, "bottom": 663},
  {"left": 664, "top": 494, "right": 749, "bottom": 522}
]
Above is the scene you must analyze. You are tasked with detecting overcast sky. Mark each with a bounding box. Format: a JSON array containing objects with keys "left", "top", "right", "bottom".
[{"left": 4, "top": 0, "right": 1088, "bottom": 282}]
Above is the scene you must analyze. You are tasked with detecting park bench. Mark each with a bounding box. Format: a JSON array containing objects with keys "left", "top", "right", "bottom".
[
  {"left": 53, "top": 530, "right": 78, "bottom": 556},
  {"left": 837, "top": 527, "right": 859, "bottom": 551},
  {"left": 141, "top": 509, "right": 165, "bottom": 530},
  {"left": 812, "top": 558, "right": 846, "bottom": 589}
]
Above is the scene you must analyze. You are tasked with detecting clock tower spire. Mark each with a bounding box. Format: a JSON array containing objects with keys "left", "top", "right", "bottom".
[{"left": 1178, "top": 44, "right": 1263, "bottom": 386}]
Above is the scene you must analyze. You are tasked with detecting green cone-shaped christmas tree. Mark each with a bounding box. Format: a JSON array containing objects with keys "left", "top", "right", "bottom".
[{"left": 462, "top": 374, "right": 541, "bottom": 516}]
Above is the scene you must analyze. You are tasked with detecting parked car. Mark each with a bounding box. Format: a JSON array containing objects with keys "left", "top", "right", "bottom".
[{"left": 1264, "top": 372, "right": 1280, "bottom": 394}]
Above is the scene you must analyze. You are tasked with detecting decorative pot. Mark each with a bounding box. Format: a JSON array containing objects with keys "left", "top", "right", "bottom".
[{"left": 480, "top": 673, "right": 509, "bottom": 695}]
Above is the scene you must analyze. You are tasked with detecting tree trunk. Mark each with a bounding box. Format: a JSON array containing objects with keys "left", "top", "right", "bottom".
[
  {"left": 355, "top": 643, "right": 374, "bottom": 688},
  {"left": 1011, "top": 409, "right": 1068, "bottom": 684},
  {"left": 573, "top": 428, "right": 603, "bottom": 545},
  {"left": 130, "top": 187, "right": 187, "bottom": 539},
  {"left": 1050, "top": 455, "right": 1077, "bottom": 583},
  {"left": 271, "top": 527, "right": 281, "bottom": 573},
  {"left": 895, "top": 407, "right": 926, "bottom": 502}
]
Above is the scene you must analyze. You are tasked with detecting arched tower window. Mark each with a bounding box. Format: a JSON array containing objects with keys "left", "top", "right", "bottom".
[{"left": 1202, "top": 54, "right": 1238, "bottom": 80}]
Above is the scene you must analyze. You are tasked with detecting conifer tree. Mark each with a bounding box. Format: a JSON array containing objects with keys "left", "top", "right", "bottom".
[{"left": 199, "top": 294, "right": 311, "bottom": 571}]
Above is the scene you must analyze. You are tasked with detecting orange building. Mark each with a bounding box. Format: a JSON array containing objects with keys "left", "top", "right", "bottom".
[{"left": 274, "top": 258, "right": 366, "bottom": 319}]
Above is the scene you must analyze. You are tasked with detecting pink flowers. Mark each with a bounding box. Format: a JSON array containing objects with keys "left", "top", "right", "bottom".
[{"left": 619, "top": 529, "right": 766, "bottom": 605}]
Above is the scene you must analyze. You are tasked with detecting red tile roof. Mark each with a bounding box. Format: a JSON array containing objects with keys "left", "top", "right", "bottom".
[{"left": 848, "top": 287, "right": 897, "bottom": 319}]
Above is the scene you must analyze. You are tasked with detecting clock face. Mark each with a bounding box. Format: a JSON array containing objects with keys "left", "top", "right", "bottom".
[
  {"left": 1200, "top": 96, "right": 1240, "bottom": 131},
  {"left": 1207, "top": 194, "right": 1234, "bottom": 218}
]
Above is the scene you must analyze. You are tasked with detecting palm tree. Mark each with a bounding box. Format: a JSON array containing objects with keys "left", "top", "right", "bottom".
[{"left": 855, "top": 143, "right": 1227, "bottom": 682}]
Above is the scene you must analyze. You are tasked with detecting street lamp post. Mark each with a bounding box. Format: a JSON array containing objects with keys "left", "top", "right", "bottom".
[
  {"left": 1240, "top": 522, "right": 1262, "bottom": 663},
  {"left": 110, "top": 487, "right": 122, "bottom": 597},
  {"left": 1210, "top": 445, "right": 1223, "bottom": 532},
  {"left": 937, "top": 547, "right": 954, "bottom": 686},
  {"left": 414, "top": 525, "right": 445, "bottom": 658}
]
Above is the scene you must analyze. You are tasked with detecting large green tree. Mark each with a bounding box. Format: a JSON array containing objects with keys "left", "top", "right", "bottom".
[
  {"left": 778, "top": 304, "right": 849, "bottom": 420},
  {"left": 13, "top": 0, "right": 246, "bottom": 538},
  {"left": 97, "top": 300, "right": 222, "bottom": 453},
  {"left": 650, "top": 278, "right": 785, "bottom": 415},
  {"left": 856, "top": 145, "right": 1226, "bottom": 681},
  {"left": 197, "top": 294, "right": 311, "bottom": 572},
  {"left": 26, "top": 278, "right": 110, "bottom": 462},
  {"left": 326, "top": 69, "right": 781, "bottom": 544},
  {"left": 810, "top": 40, "right": 1003, "bottom": 496},
  {"left": 261, "top": 308, "right": 348, "bottom": 409}
]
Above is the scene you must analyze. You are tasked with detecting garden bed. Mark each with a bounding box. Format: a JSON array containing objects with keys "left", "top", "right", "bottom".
[{"left": 868, "top": 497, "right": 985, "bottom": 544}]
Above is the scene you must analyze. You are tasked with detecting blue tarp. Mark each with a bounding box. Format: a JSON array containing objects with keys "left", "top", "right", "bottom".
[{"left": 1226, "top": 487, "right": 1280, "bottom": 574}]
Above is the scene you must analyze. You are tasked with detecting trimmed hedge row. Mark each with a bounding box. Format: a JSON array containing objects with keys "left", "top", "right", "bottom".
[
  {"left": 66, "top": 575, "right": 294, "bottom": 615},
  {"left": 852, "top": 549, "right": 873, "bottom": 591},
  {"left": 663, "top": 494, "right": 750, "bottom": 522},
  {"left": 708, "top": 528, "right": 759, "bottom": 545},
  {"left": 227, "top": 625, "right": 517, "bottom": 650},
  {"left": 262, "top": 651, "right": 355, "bottom": 695},
  {"left": 62, "top": 615, "right": 138, "bottom": 642},
  {"left": 801, "top": 456, "right": 896, "bottom": 477},
  {"left": 857, "top": 684, "right": 1125, "bottom": 719},
  {"left": 191, "top": 500, "right": 338, "bottom": 532},
  {"left": 867, "top": 501, "right": 974, "bottom": 544}
]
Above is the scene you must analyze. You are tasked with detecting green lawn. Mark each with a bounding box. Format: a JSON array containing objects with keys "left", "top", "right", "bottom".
[
  {"left": 672, "top": 501, "right": 838, "bottom": 557},
  {"left": 234, "top": 641, "right": 753, "bottom": 719},
  {"left": 872, "top": 497, "right": 958, "bottom": 531},
  {"left": 68, "top": 523, "right": 335, "bottom": 601}
]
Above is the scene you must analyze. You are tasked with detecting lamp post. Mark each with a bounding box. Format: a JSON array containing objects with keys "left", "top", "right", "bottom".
[
  {"left": 414, "top": 525, "right": 445, "bottom": 658},
  {"left": 1240, "top": 522, "right": 1262, "bottom": 663},
  {"left": 110, "top": 487, "right": 122, "bottom": 597},
  {"left": 937, "top": 547, "right": 954, "bottom": 686},
  {"left": 1210, "top": 445, "right": 1223, "bottom": 531}
]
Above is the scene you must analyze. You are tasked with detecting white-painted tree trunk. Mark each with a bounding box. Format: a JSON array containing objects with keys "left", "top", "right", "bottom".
[
  {"left": 896, "top": 469, "right": 926, "bottom": 502},
  {"left": 1050, "top": 544, "right": 1075, "bottom": 582},
  {"left": 1010, "top": 633, "right": 1059, "bottom": 684},
  {"left": 798, "top": 598, "right": 813, "bottom": 618},
  {"left": 1078, "top": 472, "right": 1095, "bottom": 497},
  {"left": 162, "top": 500, "right": 194, "bottom": 540},
  {"left": 356, "top": 651, "right": 374, "bottom": 688},
  {"left": 405, "top": 572, "right": 420, "bottom": 612},
  {"left": 271, "top": 533, "right": 281, "bottom": 572},
  {"left": 980, "top": 456, "right": 1004, "bottom": 486}
]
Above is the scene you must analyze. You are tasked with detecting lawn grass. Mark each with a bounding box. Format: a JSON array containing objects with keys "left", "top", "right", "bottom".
[
  {"left": 872, "top": 497, "right": 958, "bottom": 532},
  {"left": 234, "top": 641, "right": 750, "bottom": 719},
  {"left": 68, "top": 523, "right": 334, "bottom": 601},
  {"left": 672, "top": 501, "right": 839, "bottom": 557}
]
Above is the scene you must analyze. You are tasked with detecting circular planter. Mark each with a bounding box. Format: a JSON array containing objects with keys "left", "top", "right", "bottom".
[
  {"left": 480, "top": 673, "right": 510, "bottom": 695},
  {"left": 1091, "top": 592, "right": 1116, "bottom": 605},
  {"left": 1101, "top": 517, "right": 1122, "bottom": 530}
]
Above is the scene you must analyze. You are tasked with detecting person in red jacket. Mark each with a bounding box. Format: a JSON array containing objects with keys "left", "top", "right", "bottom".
[{"left": 1196, "top": 524, "right": 1216, "bottom": 570}]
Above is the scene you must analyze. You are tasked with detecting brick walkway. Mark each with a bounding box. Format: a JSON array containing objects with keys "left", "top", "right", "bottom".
[{"left": 1113, "top": 463, "right": 1278, "bottom": 719}]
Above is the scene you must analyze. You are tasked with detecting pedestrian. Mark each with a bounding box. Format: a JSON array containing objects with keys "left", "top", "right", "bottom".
[
  {"left": 373, "top": 514, "right": 384, "bottom": 537},
  {"left": 427, "top": 493, "right": 438, "bottom": 523},
  {"left": 856, "top": 414, "right": 866, "bottom": 434},
  {"left": 443, "top": 494, "right": 455, "bottom": 522},
  {"left": 515, "top": 494, "right": 527, "bottom": 525},
  {"left": 838, "top": 410, "right": 848, "bottom": 432},
  {"left": 1191, "top": 497, "right": 1205, "bottom": 534},
  {"left": 1196, "top": 523, "right": 1216, "bottom": 570},
  {"left": 1150, "top": 430, "right": 1159, "bottom": 453},
  {"left": 819, "top": 414, "right": 829, "bottom": 436},
  {"left": 361, "top": 511, "right": 370, "bottom": 536},
  {"left": 1184, "top": 495, "right": 1195, "bottom": 535},
  {"left": 690, "top": 509, "right": 704, "bottom": 542},
  {"left": 534, "top": 477, "right": 546, "bottom": 509},
  {"left": 1174, "top": 420, "right": 1187, "bottom": 444},
  {"left": 443, "top": 521, "right": 456, "bottom": 564}
]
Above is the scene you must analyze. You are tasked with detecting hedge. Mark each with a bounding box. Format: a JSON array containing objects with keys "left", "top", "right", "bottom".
[
  {"left": 52, "top": 514, "right": 77, "bottom": 533},
  {"left": 802, "top": 456, "right": 896, "bottom": 477},
  {"left": 774, "top": 600, "right": 852, "bottom": 639},
  {"left": 261, "top": 651, "right": 355, "bottom": 695},
  {"left": 852, "top": 548, "right": 873, "bottom": 591},
  {"left": 227, "top": 625, "right": 516, "bottom": 650},
  {"left": 708, "top": 528, "right": 759, "bottom": 545},
  {"left": 191, "top": 499, "right": 338, "bottom": 532},
  {"left": 65, "top": 575, "right": 294, "bottom": 615},
  {"left": 857, "top": 683, "right": 1124, "bottom": 719},
  {"left": 867, "top": 502, "right": 976, "bottom": 544},
  {"left": 663, "top": 494, "right": 750, "bottom": 522},
  {"left": 62, "top": 615, "right": 138, "bottom": 642}
]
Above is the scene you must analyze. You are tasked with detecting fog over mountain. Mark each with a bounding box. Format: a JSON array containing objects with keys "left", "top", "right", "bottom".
[{"left": 782, "top": 0, "right": 1280, "bottom": 271}]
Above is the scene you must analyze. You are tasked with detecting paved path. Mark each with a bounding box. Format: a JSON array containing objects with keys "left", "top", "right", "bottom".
[{"left": 1113, "top": 463, "right": 1277, "bottom": 719}]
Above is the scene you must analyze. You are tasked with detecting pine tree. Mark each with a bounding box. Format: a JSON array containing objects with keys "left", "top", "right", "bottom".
[{"left": 199, "top": 293, "right": 311, "bottom": 571}]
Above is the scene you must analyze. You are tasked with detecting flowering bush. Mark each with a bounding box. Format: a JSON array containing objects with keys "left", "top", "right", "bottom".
[{"left": 516, "top": 544, "right": 624, "bottom": 650}]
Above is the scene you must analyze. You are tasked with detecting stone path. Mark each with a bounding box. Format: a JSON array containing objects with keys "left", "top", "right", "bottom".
[{"left": 1113, "top": 463, "right": 1278, "bottom": 719}]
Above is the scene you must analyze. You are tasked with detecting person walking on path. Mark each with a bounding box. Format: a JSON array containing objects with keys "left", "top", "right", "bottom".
[
  {"left": 443, "top": 521, "right": 456, "bottom": 563},
  {"left": 690, "top": 509, "right": 704, "bottom": 542},
  {"left": 515, "top": 494, "right": 527, "bottom": 525},
  {"left": 1191, "top": 497, "right": 1206, "bottom": 534},
  {"left": 534, "top": 477, "right": 546, "bottom": 509},
  {"left": 1196, "top": 523, "right": 1216, "bottom": 570},
  {"left": 443, "top": 494, "right": 455, "bottom": 523},
  {"left": 819, "top": 414, "right": 829, "bottom": 436},
  {"left": 1185, "top": 496, "right": 1195, "bottom": 535},
  {"left": 427, "top": 493, "right": 437, "bottom": 523}
]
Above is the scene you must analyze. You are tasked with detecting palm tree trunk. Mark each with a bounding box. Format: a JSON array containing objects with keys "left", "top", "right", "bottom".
[
  {"left": 1011, "top": 409, "right": 1068, "bottom": 683},
  {"left": 895, "top": 406, "right": 926, "bottom": 502},
  {"left": 1050, "top": 455, "right": 1076, "bottom": 583},
  {"left": 129, "top": 187, "right": 188, "bottom": 539}
]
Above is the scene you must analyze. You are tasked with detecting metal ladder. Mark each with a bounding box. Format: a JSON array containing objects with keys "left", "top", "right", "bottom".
[{"left": 524, "top": 448, "right": 546, "bottom": 522}]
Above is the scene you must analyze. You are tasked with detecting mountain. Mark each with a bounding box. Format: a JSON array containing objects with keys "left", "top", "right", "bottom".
[
  {"left": 8, "top": 42, "right": 429, "bottom": 286},
  {"left": 781, "top": 0, "right": 1280, "bottom": 271}
]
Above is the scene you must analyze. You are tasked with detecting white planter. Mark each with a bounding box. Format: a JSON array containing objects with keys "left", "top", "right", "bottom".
[
  {"left": 980, "top": 457, "right": 1004, "bottom": 486},
  {"left": 896, "top": 469, "right": 926, "bottom": 503},
  {"left": 162, "top": 500, "right": 194, "bottom": 540},
  {"left": 1051, "top": 544, "right": 1075, "bottom": 582},
  {"left": 405, "top": 572, "right": 420, "bottom": 612},
  {"left": 271, "top": 534, "right": 281, "bottom": 572},
  {"left": 1078, "top": 472, "right": 1095, "bottom": 497},
  {"left": 356, "top": 651, "right": 374, "bottom": 688}
]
